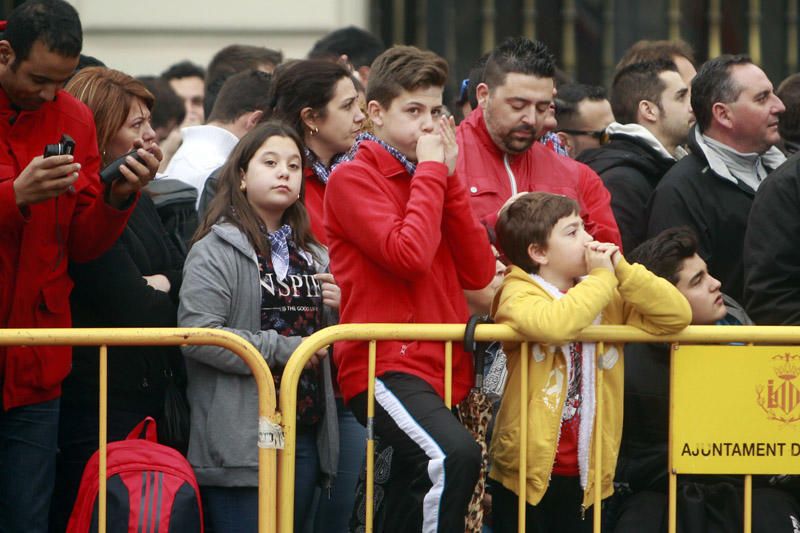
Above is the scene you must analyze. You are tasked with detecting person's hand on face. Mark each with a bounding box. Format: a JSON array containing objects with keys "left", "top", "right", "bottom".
[
  {"left": 439, "top": 115, "right": 458, "bottom": 176},
  {"left": 416, "top": 116, "right": 458, "bottom": 175},
  {"left": 104, "top": 96, "right": 162, "bottom": 208},
  {"left": 416, "top": 129, "right": 445, "bottom": 166},
  {"left": 13, "top": 155, "right": 81, "bottom": 207},
  {"left": 584, "top": 241, "right": 616, "bottom": 273}
]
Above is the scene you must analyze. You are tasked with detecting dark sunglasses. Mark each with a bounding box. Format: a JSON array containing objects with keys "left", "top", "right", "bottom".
[{"left": 558, "top": 129, "right": 609, "bottom": 144}]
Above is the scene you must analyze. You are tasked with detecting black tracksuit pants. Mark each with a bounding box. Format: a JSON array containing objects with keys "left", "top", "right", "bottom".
[{"left": 349, "top": 372, "right": 481, "bottom": 533}]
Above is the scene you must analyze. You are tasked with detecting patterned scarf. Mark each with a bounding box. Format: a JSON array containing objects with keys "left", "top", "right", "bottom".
[
  {"left": 229, "top": 207, "right": 312, "bottom": 281},
  {"left": 540, "top": 131, "right": 569, "bottom": 157},
  {"left": 349, "top": 132, "right": 417, "bottom": 175},
  {"left": 265, "top": 224, "right": 293, "bottom": 281},
  {"left": 304, "top": 147, "right": 350, "bottom": 185}
]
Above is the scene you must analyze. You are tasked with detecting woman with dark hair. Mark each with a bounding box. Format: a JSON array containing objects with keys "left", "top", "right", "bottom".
[
  {"left": 271, "top": 59, "right": 365, "bottom": 245},
  {"left": 271, "top": 60, "right": 367, "bottom": 532},
  {"left": 50, "top": 66, "right": 180, "bottom": 532},
  {"left": 180, "top": 121, "right": 339, "bottom": 533}
]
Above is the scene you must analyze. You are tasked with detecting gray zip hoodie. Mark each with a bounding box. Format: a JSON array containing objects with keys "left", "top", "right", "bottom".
[{"left": 178, "top": 222, "right": 338, "bottom": 487}]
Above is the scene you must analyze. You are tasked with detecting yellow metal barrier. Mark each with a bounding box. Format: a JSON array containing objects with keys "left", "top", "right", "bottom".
[
  {"left": 278, "top": 323, "right": 800, "bottom": 533},
  {"left": 0, "top": 328, "right": 278, "bottom": 533}
]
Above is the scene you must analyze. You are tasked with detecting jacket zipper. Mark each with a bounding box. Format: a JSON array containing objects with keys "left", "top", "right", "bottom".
[
  {"left": 542, "top": 349, "right": 566, "bottom": 499},
  {"left": 503, "top": 154, "right": 518, "bottom": 196}
]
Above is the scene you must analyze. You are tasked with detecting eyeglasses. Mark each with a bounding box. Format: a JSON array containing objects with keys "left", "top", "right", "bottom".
[{"left": 558, "top": 129, "right": 609, "bottom": 144}]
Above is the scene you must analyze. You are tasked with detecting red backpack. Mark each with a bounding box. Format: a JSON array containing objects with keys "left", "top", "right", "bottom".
[{"left": 67, "top": 417, "right": 203, "bottom": 533}]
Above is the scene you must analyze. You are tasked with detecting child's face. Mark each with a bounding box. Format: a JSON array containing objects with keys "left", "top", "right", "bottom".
[
  {"left": 241, "top": 135, "right": 303, "bottom": 228},
  {"left": 531, "top": 213, "right": 593, "bottom": 280},
  {"left": 368, "top": 85, "right": 445, "bottom": 161},
  {"left": 675, "top": 253, "right": 727, "bottom": 325}
]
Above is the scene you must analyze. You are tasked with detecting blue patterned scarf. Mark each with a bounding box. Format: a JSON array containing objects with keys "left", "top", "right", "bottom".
[
  {"left": 304, "top": 147, "right": 351, "bottom": 185},
  {"left": 265, "top": 224, "right": 293, "bottom": 281},
  {"left": 229, "top": 207, "right": 313, "bottom": 281}
]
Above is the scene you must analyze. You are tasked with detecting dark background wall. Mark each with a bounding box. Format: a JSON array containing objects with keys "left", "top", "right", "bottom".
[
  {"left": 369, "top": 0, "right": 799, "bottom": 111},
  {"left": 2, "top": 0, "right": 794, "bottom": 110}
]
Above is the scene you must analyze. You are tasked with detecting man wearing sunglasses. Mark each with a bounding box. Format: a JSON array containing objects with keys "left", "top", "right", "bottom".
[
  {"left": 578, "top": 59, "right": 693, "bottom": 253},
  {"left": 554, "top": 83, "right": 615, "bottom": 159}
]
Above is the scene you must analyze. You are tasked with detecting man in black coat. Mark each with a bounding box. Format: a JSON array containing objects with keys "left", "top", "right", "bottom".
[
  {"left": 579, "top": 59, "right": 693, "bottom": 252},
  {"left": 647, "top": 55, "right": 786, "bottom": 302},
  {"left": 743, "top": 151, "right": 800, "bottom": 325}
]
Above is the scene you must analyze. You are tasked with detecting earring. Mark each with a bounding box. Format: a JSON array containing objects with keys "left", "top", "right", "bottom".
[
  {"left": 240, "top": 181, "right": 246, "bottom": 192},
  {"left": 309, "top": 126, "right": 319, "bottom": 136}
]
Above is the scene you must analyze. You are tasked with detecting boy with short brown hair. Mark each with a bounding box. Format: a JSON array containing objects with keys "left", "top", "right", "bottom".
[
  {"left": 488, "top": 192, "right": 690, "bottom": 532},
  {"left": 324, "top": 45, "right": 496, "bottom": 532}
]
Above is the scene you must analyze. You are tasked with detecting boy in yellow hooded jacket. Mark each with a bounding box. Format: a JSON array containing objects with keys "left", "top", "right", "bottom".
[{"left": 488, "top": 192, "right": 691, "bottom": 532}]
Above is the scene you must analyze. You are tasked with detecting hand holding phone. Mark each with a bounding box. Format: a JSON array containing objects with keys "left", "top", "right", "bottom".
[{"left": 100, "top": 149, "right": 146, "bottom": 185}]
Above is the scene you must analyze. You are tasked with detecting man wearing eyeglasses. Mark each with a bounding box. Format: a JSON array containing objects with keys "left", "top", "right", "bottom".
[
  {"left": 578, "top": 59, "right": 694, "bottom": 253},
  {"left": 554, "top": 83, "right": 615, "bottom": 159}
]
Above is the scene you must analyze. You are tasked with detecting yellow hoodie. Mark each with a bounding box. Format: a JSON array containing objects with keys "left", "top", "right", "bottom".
[{"left": 488, "top": 258, "right": 691, "bottom": 509}]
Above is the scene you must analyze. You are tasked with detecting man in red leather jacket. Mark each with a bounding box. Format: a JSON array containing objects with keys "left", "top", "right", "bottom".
[
  {"left": 0, "top": 3, "right": 159, "bottom": 531},
  {"left": 456, "top": 37, "right": 621, "bottom": 248}
]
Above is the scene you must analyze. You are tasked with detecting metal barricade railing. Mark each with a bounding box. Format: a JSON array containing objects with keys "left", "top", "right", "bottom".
[
  {"left": 277, "top": 323, "right": 800, "bottom": 533},
  {"left": 0, "top": 328, "right": 278, "bottom": 533}
]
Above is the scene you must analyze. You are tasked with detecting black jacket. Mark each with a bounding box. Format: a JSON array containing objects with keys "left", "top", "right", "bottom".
[
  {"left": 618, "top": 296, "right": 752, "bottom": 492},
  {"left": 65, "top": 194, "right": 186, "bottom": 415},
  {"left": 578, "top": 134, "right": 674, "bottom": 252},
  {"left": 646, "top": 129, "right": 775, "bottom": 302},
  {"left": 743, "top": 151, "right": 800, "bottom": 325}
]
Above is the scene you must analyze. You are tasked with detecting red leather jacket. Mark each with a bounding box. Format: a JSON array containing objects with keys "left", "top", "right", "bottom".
[
  {"left": 456, "top": 107, "right": 622, "bottom": 248},
  {"left": 0, "top": 87, "right": 134, "bottom": 410}
]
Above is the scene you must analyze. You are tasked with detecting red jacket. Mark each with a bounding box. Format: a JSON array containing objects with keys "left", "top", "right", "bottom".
[
  {"left": 456, "top": 107, "right": 622, "bottom": 248},
  {"left": 324, "top": 141, "right": 496, "bottom": 404},
  {"left": 303, "top": 167, "right": 327, "bottom": 246},
  {"left": 0, "top": 87, "right": 134, "bottom": 410}
]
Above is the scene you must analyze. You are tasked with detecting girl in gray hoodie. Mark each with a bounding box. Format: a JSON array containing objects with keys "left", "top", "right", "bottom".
[{"left": 178, "top": 121, "right": 339, "bottom": 533}]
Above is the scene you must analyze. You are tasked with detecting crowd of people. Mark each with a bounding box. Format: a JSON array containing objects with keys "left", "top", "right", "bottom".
[{"left": 3, "top": 0, "right": 800, "bottom": 532}]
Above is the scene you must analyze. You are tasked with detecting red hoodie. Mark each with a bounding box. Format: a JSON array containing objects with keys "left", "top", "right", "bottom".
[
  {"left": 456, "top": 107, "right": 622, "bottom": 248},
  {"left": 324, "top": 140, "right": 496, "bottom": 404},
  {"left": 0, "top": 86, "right": 134, "bottom": 409}
]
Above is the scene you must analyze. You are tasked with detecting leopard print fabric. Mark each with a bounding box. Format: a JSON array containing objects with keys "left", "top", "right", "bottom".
[{"left": 458, "top": 389, "right": 494, "bottom": 533}]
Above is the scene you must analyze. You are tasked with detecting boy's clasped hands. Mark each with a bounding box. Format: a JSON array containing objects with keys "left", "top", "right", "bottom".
[
  {"left": 416, "top": 116, "right": 458, "bottom": 176},
  {"left": 585, "top": 241, "right": 621, "bottom": 273}
]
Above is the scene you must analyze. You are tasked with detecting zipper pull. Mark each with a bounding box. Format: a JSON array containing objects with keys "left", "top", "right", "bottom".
[
  {"left": 399, "top": 344, "right": 408, "bottom": 356},
  {"left": 580, "top": 505, "right": 586, "bottom": 521}
]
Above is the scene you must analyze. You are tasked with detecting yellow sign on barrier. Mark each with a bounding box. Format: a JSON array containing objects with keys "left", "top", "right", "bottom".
[{"left": 672, "top": 345, "right": 800, "bottom": 475}]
